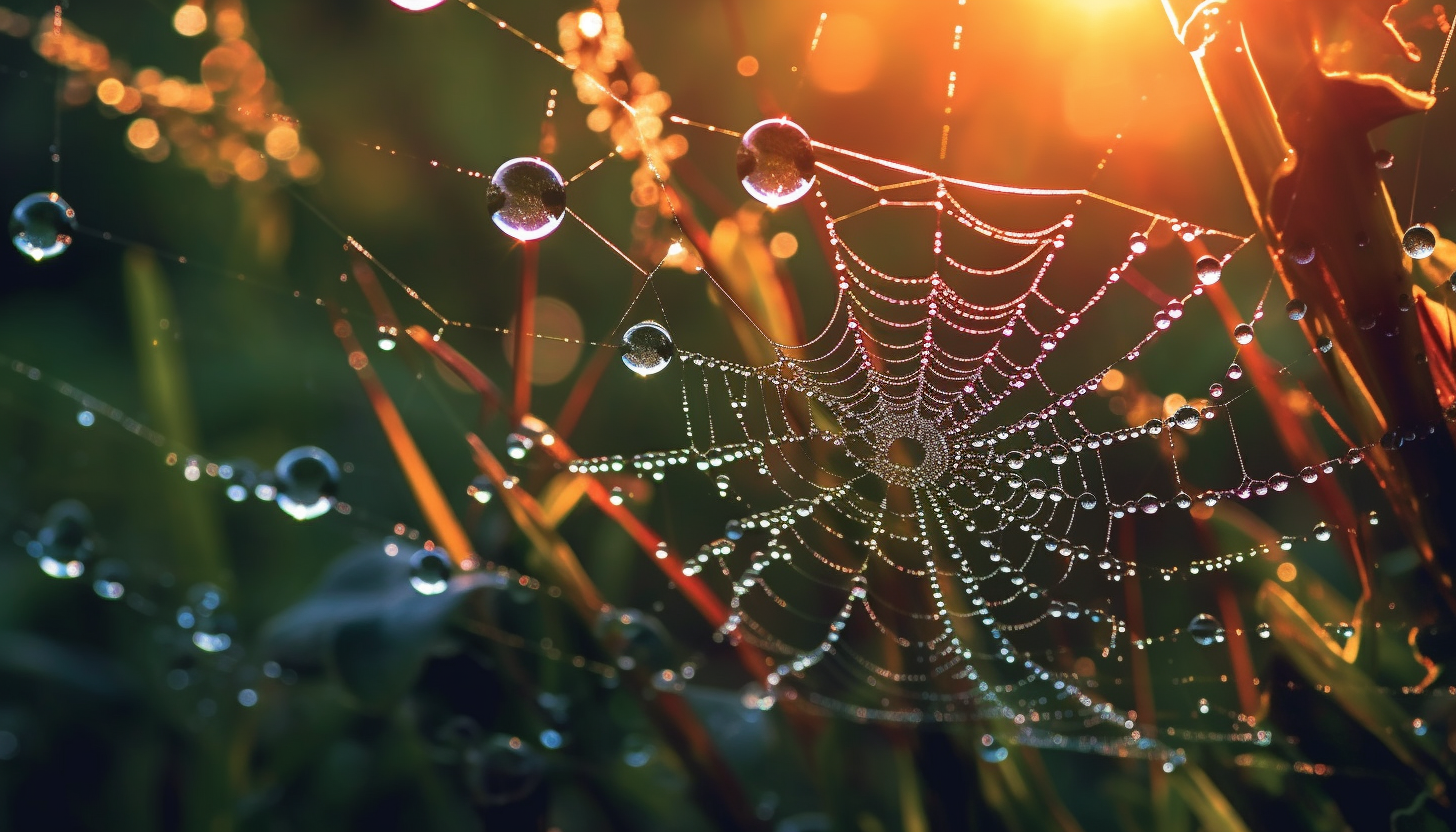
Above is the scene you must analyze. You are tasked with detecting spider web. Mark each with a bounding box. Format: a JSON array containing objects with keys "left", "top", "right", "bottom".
[{"left": 5, "top": 0, "right": 1454, "bottom": 775}]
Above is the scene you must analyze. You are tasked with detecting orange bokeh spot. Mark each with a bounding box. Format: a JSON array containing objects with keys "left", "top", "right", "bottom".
[{"left": 736, "top": 55, "right": 759, "bottom": 77}]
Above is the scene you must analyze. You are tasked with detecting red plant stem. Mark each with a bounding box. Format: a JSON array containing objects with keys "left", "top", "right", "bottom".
[
  {"left": 511, "top": 242, "right": 538, "bottom": 426},
  {"left": 329, "top": 309, "right": 475, "bottom": 569},
  {"left": 405, "top": 325, "right": 501, "bottom": 425}
]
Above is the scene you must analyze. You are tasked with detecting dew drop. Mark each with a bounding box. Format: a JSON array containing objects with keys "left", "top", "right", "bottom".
[
  {"left": 1299, "top": 466, "right": 1318, "bottom": 483},
  {"left": 1313, "top": 521, "right": 1332, "bottom": 542},
  {"left": 1316, "top": 336, "right": 1333, "bottom": 354},
  {"left": 1194, "top": 255, "right": 1223, "bottom": 286},
  {"left": 1153, "top": 311, "right": 1172, "bottom": 330},
  {"left": 1233, "top": 324, "right": 1254, "bottom": 345},
  {"left": 409, "top": 547, "right": 452, "bottom": 595},
  {"left": 1174, "top": 491, "right": 1193, "bottom": 509},
  {"left": 1209, "top": 382, "right": 1223, "bottom": 398},
  {"left": 1186, "top": 613, "right": 1225, "bottom": 646},
  {"left": 486, "top": 157, "right": 567, "bottom": 241},
  {"left": 1226, "top": 363, "right": 1243, "bottom": 380},
  {"left": 621, "top": 320, "right": 675, "bottom": 376},
  {"left": 1288, "top": 242, "right": 1316, "bottom": 265},
  {"left": 391, "top": 0, "right": 447, "bottom": 9},
  {"left": 467, "top": 474, "right": 495, "bottom": 504},
  {"left": 1256, "top": 622, "right": 1271, "bottom": 639},
  {"left": 737, "top": 118, "right": 816, "bottom": 208},
  {"left": 1077, "top": 492, "right": 1098, "bottom": 511},
  {"left": 1403, "top": 225, "right": 1437, "bottom": 260},
  {"left": 1285, "top": 299, "right": 1307, "bottom": 321},
  {"left": 1374, "top": 149, "right": 1395, "bottom": 169},
  {"left": 505, "top": 432, "right": 534, "bottom": 460},
  {"left": 1128, "top": 232, "right": 1149, "bottom": 254},
  {"left": 1137, "top": 494, "right": 1160, "bottom": 515},
  {"left": 1173, "top": 406, "right": 1201, "bottom": 430},
  {"left": 9, "top": 192, "right": 76, "bottom": 262},
  {"left": 274, "top": 446, "right": 340, "bottom": 521}
]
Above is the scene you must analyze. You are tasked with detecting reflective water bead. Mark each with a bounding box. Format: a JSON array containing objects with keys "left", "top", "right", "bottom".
[
  {"left": 1137, "top": 494, "right": 1160, "bottom": 514},
  {"left": 1209, "top": 382, "right": 1223, "bottom": 398},
  {"left": 487, "top": 157, "right": 566, "bottom": 241},
  {"left": 1186, "top": 613, "right": 1225, "bottom": 646},
  {"left": 471, "top": 735, "right": 547, "bottom": 805},
  {"left": 9, "top": 192, "right": 76, "bottom": 262},
  {"left": 1256, "top": 622, "right": 1271, "bottom": 639},
  {"left": 505, "top": 432, "right": 534, "bottom": 460},
  {"left": 35, "top": 499, "right": 94, "bottom": 578},
  {"left": 467, "top": 474, "right": 495, "bottom": 504},
  {"left": 1077, "top": 492, "right": 1098, "bottom": 510},
  {"left": 736, "top": 118, "right": 816, "bottom": 208},
  {"left": 1233, "top": 324, "right": 1254, "bottom": 345},
  {"left": 1153, "top": 311, "right": 1172, "bottom": 330},
  {"left": 1288, "top": 242, "right": 1316, "bottom": 265},
  {"left": 1194, "top": 255, "right": 1223, "bottom": 286},
  {"left": 409, "top": 548, "right": 452, "bottom": 595},
  {"left": 274, "top": 446, "right": 340, "bottom": 520},
  {"left": 1313, "top": 521, "right": 1332, "bottom": 542},
  {"left": 391, "top": 0, "right": 447, "bottom": 9},
  {"left": 1285, "top": 298, "right": 1307, "bottom": 321},
  {"left": 1173, "top": 406, "right": 1201, "bottom": 430},
  {"left": 1403, "top": 225, "right": 1437, "bottom": 260},
  {"left": 1374, "top": 149, "right": 1395, "bottom": 169},
  {"left": 1128, "top": 232, "right": 1149, "bottom": 254},
  {"left": 1174, "top": 491, "right": 1193, "bottom": 509},
  {"left": 1316, "top": 336, "right": 1333, "bottom": 353},
  {"left": 1226, "top": 363, "right": 1243, "bottom": 380},
  {"left": 621, "top": 320, "right": 675, "bottom": 376}
]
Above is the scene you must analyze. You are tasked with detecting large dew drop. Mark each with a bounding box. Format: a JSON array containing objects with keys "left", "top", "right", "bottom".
[
  {"left": 274, "top": 445, "right": 340, "bottom": 520},
  {"left": 391, "top": 0, "right": 446, "bottom": 9},
  {"left": 1172, "top": 406, "right": 1201, "bottom": 430},
  {"left": 621, "top": 320, "right": 674, "bottom": 376},
  {"left": 1194, "top": 255, "right": 1222, "bottom": 285},
  {"left": 736, "top": 118, "right": 816, "bottom": 208},
  {"left": 409, "top": 547, "right": 452, "bottom": 595},
  {"left": 487, "top": 157, "right": 567, "bottom": 241},
  {"left": 1403, "top": 225, "right": 1437, "bottom": 260},
  {"left": 1186, "top": 613, "right": 1225, "bottom": 646},
  {"left": 10, "top": 192, "right": 77, "bottom": 262}
]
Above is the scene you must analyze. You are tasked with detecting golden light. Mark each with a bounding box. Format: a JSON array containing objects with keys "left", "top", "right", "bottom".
[
  {"left": 173, "top": 4, "right": 207, "bottom": 37},
  {"left": 97, "top": 78, "right": 125, "bottom": 106},
  {"left": 234, "top": 150, "right": 268, "bottom": 182},
  {"left": 1162, "top": 393, "right": 1188, "bottom": 417},
  {"left": 737, "top": 55, "right": 759, "bottom": 77},
  {"left": 769, "top": 231, "right": 799, "bottom": 259},
  {"left": 1100, "top": 369, "right": 1125, "bottom": 391},
  {"left": 502, "top": 297, "right": 585, "bottom": 385},
  {"left": 1276, "top": 562, "right": 1298, "bottom": 583},
  {"left": 807, "top": 13, "right": 880, "bottom": 94},
  {"left": 126, "top": 118, "right": 161, "bottom": 150},
  {"left": 264, "top": 125, "right": 300, "bottom": 160},
  {"left": 577, "top": 10, "right": 604, "bottom": 39}
]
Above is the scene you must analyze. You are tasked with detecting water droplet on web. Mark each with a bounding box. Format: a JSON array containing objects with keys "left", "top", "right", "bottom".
[
  {"left": 1209, "top": 382, "right": 1223, "bottom": 398},
  {"left": 34, "top": 499, "right": 94, "bottom": 578},
  {"left": 274, "top": 446, "right": 339, "bottom": 520},
  {"left": 1232, "top": 324, "right": 1254, "bottom": 345},
  {"left": 467, "top": 474, "right": 494, "bottom": 504},
  {"left": 978, "top": 734, "right": 1009, "bottom": 763},
  {"left": 1078, "top": 492, "right": 1098, "bottom": 510},
  {"left": 1226, "top": 363, "right": 1243, "bottom": 380},
  {"left": 1256, "top": 622, "right": 1272, "bottom": 639},
  {"left": 1137, "top": 494, "right": 1159, "bottom": 515},
  {"left": 1194, "top": 256, "right": 1222, "bottom": 286},
  {"left": 1174, "top": 491, "right": 1193, "bottom": 509},
  {"left": 391, "top": 0, "right": 448, "bottom": 10},
  {"left": 1285, "top": 299, "right": 1307, "bottom": 321},
  {"left": 737, "top": 118, "right": 816, "bottom": 208},
  {"left": 1316, "top": 336, "right": 1333, "bottom": 353},
  {"left": 505, "top": 432, "right": 534, "bottom": 460},
  {"left": 1374, "top": 149, "right": 1395, "bottom": 169},
  {"left": 1403, "top": 225, "right": 1437, "bottom": 260},
  {"left": 91, "top": 559, "right": 127, "bottom": 600},
  {"left": 1128, "top": 232, "right": 1148, "bottom": 254},
  {"left": 1313, "top": 522, "right": 1332, "bottom": 542},
  {"left": 621, "top": 320, "right": 674, "bottom": 376},
  {"left": 1299, "top": 467, "right": 1318, "bottom": 483},
  {"left": 9, "top": 192, "right": 76, "bottom": 262},
  {"left": 1153, "top": 311, "right": 1172, "bottom": 330},
  {"left": 1186, "top": 613, "right": 1225, "bottom": 646},
  {"left": 715, "top": 473, "right": 731, "bottom": 491},
  {"left": 725, "top": 519, "right": 743, "bottom": 540},
  {"left": 486, "top": 157, "right": 567, "bottom": 241},
  {"left": 1173, "top": 406, "right": 1200, "bottom": 430},
  {"left": 409, "top": 547, "right": 452, "bottom": 595},
  {"left": 1287, "top": 242, "right": 1315, "bottom": 265}
]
